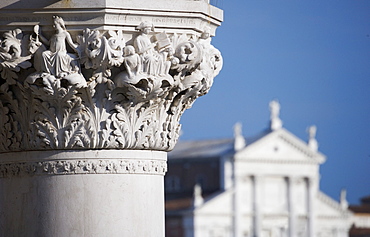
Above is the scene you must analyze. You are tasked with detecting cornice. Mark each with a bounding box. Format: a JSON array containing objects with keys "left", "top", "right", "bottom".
[{"left": 238, "top": 158, "right": 318, "bottom": 165}]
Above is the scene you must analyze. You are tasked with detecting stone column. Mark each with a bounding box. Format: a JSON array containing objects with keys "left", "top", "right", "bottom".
[
  {"left": 307, "top": 177, "right": 316, "bottom": 237},
  {"left": 286, "top": 176, "right": 297, "bottom": 237},
  {"left": 0, "top": 150, "right": 167, "bottom": 236},
  {"left": 252, "top": 175, "right": 262, "bottom": 237},
  {"left": 232, "top": 166, "right": 241, "bottom": 237},
  {"left": 0, "top": 1, "right": 223, "bottom": 236}
]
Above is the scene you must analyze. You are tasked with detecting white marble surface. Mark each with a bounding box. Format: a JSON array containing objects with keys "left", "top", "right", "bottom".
[
  {"left": 0, "top": 1, "right": 223, "bottom": 236},
  {"left": 0, "top": 16, "right": 222, "bottom": 153},
  {"left": 0, "top": 0, "right": 223, "bottom": 34},
  {"left": 0, "top": 150, "right": 167, "bottom": 237}
]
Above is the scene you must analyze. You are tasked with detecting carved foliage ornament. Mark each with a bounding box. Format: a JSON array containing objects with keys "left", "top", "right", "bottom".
[
  {"left": 0, "top": 158, "right": 167, "bottom": 177},
  {"left": 0, "top": 17, "right": 222, "bottom": 152}
]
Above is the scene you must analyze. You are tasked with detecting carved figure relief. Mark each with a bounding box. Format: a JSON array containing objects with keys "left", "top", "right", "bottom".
[
  {"left": 26, "top": 16, "right": 87, "bottom": 89},
  {"left": 134, "top": 22, "right": 160, "bottom": 76},
  {"left": 0, "top": 16, "right": 222, "bottom": 153}
]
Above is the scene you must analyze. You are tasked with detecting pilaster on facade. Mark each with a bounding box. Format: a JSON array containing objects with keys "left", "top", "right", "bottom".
[
  {"left": 286, "top": 176, "right": 297, "bottom": 237},
  {"left": 252, "top": 175, "right": 262, "bottom": 237},
  {"left": 284, "top": 175, "right": 319, "bottom": 237},
  {"left": 307, "top": 177, "right": 318, "bottom": 237}
]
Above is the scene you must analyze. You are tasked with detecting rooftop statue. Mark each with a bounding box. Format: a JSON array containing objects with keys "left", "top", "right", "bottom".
[
  {"left": 269, "top": 100, "right": 283, "bottom": 130},
  {"left": 307, "top": 125, "right": 319, "bottom": 151},
  {"left": 233, "top": 122, "right": 246, "bottom": 151},
  {"left": 308, "top": 125, "right": 317, "bottom": 140}
]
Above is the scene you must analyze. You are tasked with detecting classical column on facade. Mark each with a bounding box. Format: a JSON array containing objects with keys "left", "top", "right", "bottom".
[
  {"left": 232, "top": 166, "right": 242, "bottom": 237},
  {"left": 252, "top": 175, "right": 262, "bottom": 237},
  {"left": 232, "top": 122, "right": 246, "bottom": 236},
  {"left": 286, "top": 176, "right": 297, "bottom": 237},
  {"left": 0, "top": 1, "right": 223, "bottom": 236},
  {"left": 307, "top": 177, "right": 317, "bottom": 237}
]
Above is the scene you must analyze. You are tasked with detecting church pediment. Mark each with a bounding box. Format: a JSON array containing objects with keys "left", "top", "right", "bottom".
[{"left": 236, "top": 128, "right": 326, "bottom": 164}]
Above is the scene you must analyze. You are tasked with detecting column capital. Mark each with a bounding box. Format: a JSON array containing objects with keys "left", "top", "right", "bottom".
[
  {"left": 306, "top": 176, "right": 319, "bottom": 185},
  {"left": 0, "top": 15, "right": 222, "bottom": 153},
  {"left": 285, "top": 175, "right": 300, "bottom": 183}
]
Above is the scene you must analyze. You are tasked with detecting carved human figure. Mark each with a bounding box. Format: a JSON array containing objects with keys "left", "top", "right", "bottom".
[
  {"left": 174, "top": 27, "right": 220, "bottom": 96},
  {"left": 114, "top": 45, "right": 143, "bottom": 87},
  {"left": 198, "top": 26, "right": 222, "bottom": 78},
  {"left": 28, "top": 34, "right": 46, "bottom": 72},
  {"left": 36, "top": 16, "right": 81, "bottom": 78},
  {"left": 198, "top": 26, "right": 212, "bottom": 49},
  {"left": 27, "top": 16, "right": 86, "bottom": 88},
  {"left": 307, "top": 125, "right": 318, "bottom": 151},
  {"left": 269, "top": 100, "right": 282, "bottom": 130},
  {"left": 340, "top": 189, "right": 348, "bottom": 209},
  {"left": 269, "top": 100, "right": 280, "bottom": 121},
  {"left": 158, "top": 46, "right": 175, "bottom": 76},
  {"left": 25, "top": 34, "right": 55, "bottom": 90},
  {"left": 190, "top": 27, "right": 214, "bottom": 86},
  {"left": 178, "top": 42, "right": 197, "bottom": 63},
  {"left": 308, "top": 125, "right": 317, "bottom": 140},
  {"left": 134, "top": 22, "right": 160, "bottom": 75},
  {"left": 233, "top": 122, "right": 242, "bottom": 138},
  {"left": 192, "top": 183, "right": 204, "bottom": 207},
  {"left": 123, "top": 45, "right": 142, "bottom": 79}
]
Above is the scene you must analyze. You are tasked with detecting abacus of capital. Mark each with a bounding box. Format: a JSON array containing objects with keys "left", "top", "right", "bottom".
[{"left": 0, "top": 0, "right": 223, "bottom": 236}]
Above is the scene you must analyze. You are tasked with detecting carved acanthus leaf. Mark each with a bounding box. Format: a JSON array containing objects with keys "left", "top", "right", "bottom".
[
  {"left": 0, "top": 17, "right": 222, "bottom": 152},
  {"left": 0, "top": 29, "right": 32, "bottom": 84}
]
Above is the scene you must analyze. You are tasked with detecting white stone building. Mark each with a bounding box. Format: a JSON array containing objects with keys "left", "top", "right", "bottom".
[{"left": 165, "top": 101, "right": 353, "bottom": 237}]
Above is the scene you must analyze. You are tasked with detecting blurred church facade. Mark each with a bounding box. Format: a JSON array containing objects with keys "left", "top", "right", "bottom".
[
  {"left": 349, "top": 196, "right": 370, "bottom": 237},
  {"left": 165, "top": 101, "right": 353, "bottom": 237}
]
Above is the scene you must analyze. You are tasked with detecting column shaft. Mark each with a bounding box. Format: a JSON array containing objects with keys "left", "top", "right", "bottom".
[
  {"left": 287, "top": 177, "right": 296, "bottom": 237},
  {"left": 0, "top": 150, "right": 167, "bottom": 237},
  {"left": 252, "top": 175, "right": 261, "bottom": 237},
  {"left": 307, "top": 178, "right": 316, "bottom": 237}
]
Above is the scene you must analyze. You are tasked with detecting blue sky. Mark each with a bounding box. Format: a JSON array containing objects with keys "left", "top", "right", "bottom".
[{"left": 179, "top": 0, "right": 370, "bottom": 204}]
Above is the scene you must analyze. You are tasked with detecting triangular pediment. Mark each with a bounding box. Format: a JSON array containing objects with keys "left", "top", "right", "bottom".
[{"left": 236, "top": 128, "right": 326, "bottom": 164}]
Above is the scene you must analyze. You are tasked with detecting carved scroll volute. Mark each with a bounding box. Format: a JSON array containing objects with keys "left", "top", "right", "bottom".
[{"left": 0, "top": 17, "right": 222, "bottom": 153}]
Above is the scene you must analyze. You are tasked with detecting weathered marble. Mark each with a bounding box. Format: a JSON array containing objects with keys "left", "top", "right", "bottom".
[
  {"left": 0, "top": 14, "right": 222, "bottom": 153},
  {"left": 0, "top": 1, "right": 223, "bottom": 236},
  {"left": 0, "top": 0, "right": 223, "bottom": 35},
  {"left": 0, "top": 150, "right": 167, "bottom": 237}
]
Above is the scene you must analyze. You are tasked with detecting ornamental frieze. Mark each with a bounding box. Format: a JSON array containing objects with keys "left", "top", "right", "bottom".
[
  {"left": 0, "top": 158, "right": 167, "bottom": 177},
  {"left": 0, "top": 16, "right": 222, "bottom": 152}
]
